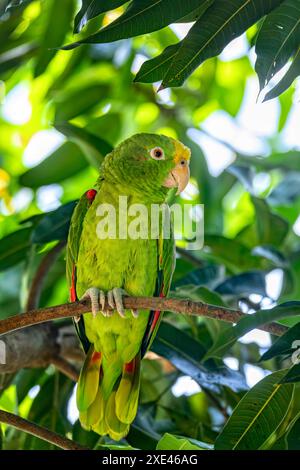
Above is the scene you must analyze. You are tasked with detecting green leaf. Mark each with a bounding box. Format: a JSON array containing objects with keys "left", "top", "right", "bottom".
[
  {"left": 31, "top": 201, "right": 77, "bottom": 244},
  {"left": 152, "top": 322, "right": 247, "bottom": 392},
  {"left": 54, "top": 84, "right": 110, "bottom": 121},
  {"left": 280, "top": 363, "right": 300, "bottom": 383},
  {"left": 206, "top": 302, "right": 300, "bottom": 359},
  {"left": 0, "top": 227, "right": 32, "bottom": 271},
  {"left": 215, "top": 370, "right": 294, "bottom": 450},
  {"left": 4, "top": 0, "right": 34, "bottom": 12},
  {"left": 286, "top": 414, "right": 300, "bottom": 449},
  {"left": 215, "top": 271, "right": 267, "bottom": 297},
  {"left": 204, "top": 234, "right": 260, "bottom": 272},
  {"left": 63, "top": 0, "right": 209, "bottom": 49},
  {"left": 74, "top": 0, "right": 128, "bottom": 33},
  {"left": 54, "top": 121, "right": 113, "bottom": 168},
  {"left": 264, "top": 47, "right": 300, "bottom": 101},
  {"left": 255, "top": 0, "right": 300, "bottom": 92},
  {"left": 0, "top": 43, "right": 37, "bottom": 74},
  {"left": 268, "top": 173, "right": 300, "bottom": 205},
  {"left": 260, "top": 321, "right": 300, "bottom": 361},
  {"left": 19, "top": 142, "right": 88, "bottom": 188},
  {"left": 34, "top": 0, "right": 75, "bottom": 77},
  {"left": 175, "top": 0, "right": 214, "bottom": 23},
  {"left": 134, "top": 42, "right": 180, "bottom": 84},
  {"left": 160, "top": 0, "right": 283, "bottom": 88},
  {"left": 252, "top": 196, "right": 289, "bottom": 246},
  {"left": 156, "top": 433, "right": 212, "bottom": 450}
]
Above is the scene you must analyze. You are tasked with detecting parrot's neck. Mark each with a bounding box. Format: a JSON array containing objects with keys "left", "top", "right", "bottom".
[{"left": 99, "top": 179, "right": 169, "bottom": 206}]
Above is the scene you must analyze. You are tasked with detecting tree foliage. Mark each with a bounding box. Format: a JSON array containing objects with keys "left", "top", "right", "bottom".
[{"left": 0, "top": 0, "right": 300, "bottom": 451}]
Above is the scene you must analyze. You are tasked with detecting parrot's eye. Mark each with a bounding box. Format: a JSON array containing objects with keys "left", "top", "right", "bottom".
[{"left": 150, "top": 147, "right": 165, "bottom": 160}]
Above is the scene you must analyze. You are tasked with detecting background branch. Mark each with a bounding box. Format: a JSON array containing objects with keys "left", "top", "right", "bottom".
[{"left": 0, "top": 410, "right": 87, "bottom": 450}]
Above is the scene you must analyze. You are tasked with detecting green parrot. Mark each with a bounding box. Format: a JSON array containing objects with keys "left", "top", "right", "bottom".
[{"left": 66, "top": 133, "right": 191, "bottom": 440}]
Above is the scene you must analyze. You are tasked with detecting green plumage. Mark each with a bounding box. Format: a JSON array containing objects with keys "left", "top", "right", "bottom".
[{"left": 66, "top": 133, "right": 190, "bottom": 440}]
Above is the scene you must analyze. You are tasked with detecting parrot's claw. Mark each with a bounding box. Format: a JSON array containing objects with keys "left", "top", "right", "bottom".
[
  {"left": 80, "top": 287, "right": 138, "bottom": 319},
  {"left": 80, "top": 287, "right": 102, "bottom": 317},
  {"left": 108, "top": 288, "right": 126, "bottom": 318}
]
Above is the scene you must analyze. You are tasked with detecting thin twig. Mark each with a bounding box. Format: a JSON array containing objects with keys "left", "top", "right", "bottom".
[
  {"left": 51, "top": 356, "right": 79, "bottom": 382},
  {"left": 0, "top": 297, "right": 287, "bottom": 337},
  {"left": 0, "top": 410, "right": 87, "bottom": 450},
  {"left": 26, "top": 241, "right": 66, "bottom": 311}
]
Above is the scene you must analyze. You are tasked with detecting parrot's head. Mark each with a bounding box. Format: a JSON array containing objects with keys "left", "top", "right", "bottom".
[{"left": 101, "top": 133, "right": 191, "bottom": 202}]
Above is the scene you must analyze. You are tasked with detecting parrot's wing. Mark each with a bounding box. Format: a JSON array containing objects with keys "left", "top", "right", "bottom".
[
  {"left": 66, "top": 188, "right": 98, "bottom": 353},
  {"left": 141, "top": 212, "right": 176, "bottom": 356}
]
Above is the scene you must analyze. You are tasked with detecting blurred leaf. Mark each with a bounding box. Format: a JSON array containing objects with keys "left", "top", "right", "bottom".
[
  {"left": 215, "top": 271, "right": 267, "bottom": 297},
  {"left": 54, "top": 121, "right": 113, "bottom": 168},
  {"left": 268, "top": 173, "right": 300, "bottom": 205},
  {"left": 0, "top": 43, "right": 37, "bottom": 74},
  {"left": 54, "top": 84, "right": 110, "bottom": 121},
  {"left": 260, "top": 321, "right": 300, "bottom": 361},
  {"left": 31, "top": 201, "right": 76, "bottom": 243},
  {"left": 64, "top": 0, "right": 209, "bottom": 49},
  {"left": 255, "top": 0, "right": 300, "bottom": 92},
  {"left": 215, "top": 370, "right": 294, "bottom": 450},
  {"left": 19, "top": 142, "right": 88, "bottom": 188},
  {"left": 74, "top": 0, "right": 128, "bottom": 33},
  {"left": 34, "top": 0, "right": 75, "bottom": 77},
  {"left": 206, "top": 302, "right": 300, "bottom": 359},
  {"left": 156, "top": 433, "right": 211, "bottom": 450},
  {"left": 0, "top": 227, "right": 31, "bottom": 271},
  {"left": 153, "top": 322, "right": 247, "bottom": 392},
  {"left": 252, "top": 196, "right": 289, "bottom": 246},
  {"left": 204, "top": 235, "right": 260, "bottom": 272}
]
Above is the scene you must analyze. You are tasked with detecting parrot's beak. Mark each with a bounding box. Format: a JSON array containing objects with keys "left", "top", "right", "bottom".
[{"left": 163, "top": 142, "right": 190, "bottom": 194}]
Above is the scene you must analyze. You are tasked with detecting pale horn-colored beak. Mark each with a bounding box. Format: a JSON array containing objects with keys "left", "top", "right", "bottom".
[
  {"left": 163, "top": 140, "right": 191, "bottom": 194},
  {"left": 163, "top": 159, "right": 190, "bottom": 195}
]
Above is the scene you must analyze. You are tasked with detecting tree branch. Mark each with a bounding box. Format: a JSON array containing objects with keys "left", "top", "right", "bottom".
[
  {"left": 0, "top": 296, "right": 287, "bottom": 337},
  {"left": 0, "top": 410, "right": 87, "bottom": 450},
  {"left": 26, "top": 241, "right": 66, "bottom": 311}
]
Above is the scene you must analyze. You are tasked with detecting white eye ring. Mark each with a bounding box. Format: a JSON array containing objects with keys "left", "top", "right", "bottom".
[{"left": 150, "top": 147, "right": 165, "bottom": 160}]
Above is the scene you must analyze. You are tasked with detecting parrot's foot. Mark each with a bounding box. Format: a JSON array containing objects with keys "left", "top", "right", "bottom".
[
  {"left": 107, "top": 288, "right": 139, "bottom": 319},
  {"left": 80, "top": 287, "right": 138, "bottom": 318}
]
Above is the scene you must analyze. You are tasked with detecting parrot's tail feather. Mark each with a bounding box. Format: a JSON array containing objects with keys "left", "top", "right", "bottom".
[
  {"left": 115, "top": 353, "right": 141, "bottom": 424},
  {"left": 76, "top": 346, "right": 102, "bottom": 412},
  {"left": 77, "top": 350, "right": 141, "bottom": 440}
]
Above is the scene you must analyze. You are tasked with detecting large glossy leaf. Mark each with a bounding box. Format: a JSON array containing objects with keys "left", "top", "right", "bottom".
[
  {"left": 54, "top": 122, "right": 113, "bottom": 168},
  {"left": 280, "top": 363, "right": 300, "bottom": 383},
  {"left": 0, "top": 227, "right": 32, "bottom": 271},
  {"left": 215, "top": 370, "right": 294, "bottom": 450},
  {"left": 260, "top": 321, "right": 300, "bottom": 361},
  {"left": 63, "top": 0, "right": 208, "bottom": 49},
  {"left": 206, "top": 302, "right": 300, "bottom": 359},
  {"left": 264, "top": 47, "right": 300, "bottom": 101},
  {"left": 152, "top": 322, "right": 247, "bottom": 392},
  {"left": 287, "top": 415, "right": 300, "bottom": 449},
  {"left": 255, "top": 0, "right": 300, "bottom": 92},
  {"left": 74, "top": 0, "right": 128, "bottom": 33},
  {"left": 34, "top": 0, "right": 75, "bottom": 77},
  {"left": 157, "top": 433, "right": 212, "bottom": 450},
  {"left": 31, "top": 201, "right": 77, "bottom": 244},
  {"left": 159, "top": 0, "right": 283, "bottom": 88},
  {"left": 19, "top": 142, "right": 88, "bottom": 188}
]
